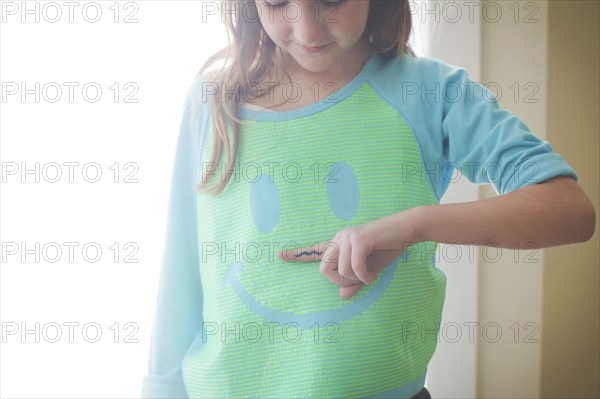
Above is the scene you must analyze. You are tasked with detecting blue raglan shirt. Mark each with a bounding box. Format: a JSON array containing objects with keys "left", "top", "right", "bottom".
[
  {"left": 141, "top": 53, "right": 578, "bottom": 398},
  {"left": 141, "top": 76, "right": 207, "bottom": 398}
]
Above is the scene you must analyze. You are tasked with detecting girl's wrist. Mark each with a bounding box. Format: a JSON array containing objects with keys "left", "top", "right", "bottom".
[
  {"left": 373, "top": 206, "right": 428, "bottom": 251},
  {"left": 405, "top": 205, "right": 428, "bottom": 244}
]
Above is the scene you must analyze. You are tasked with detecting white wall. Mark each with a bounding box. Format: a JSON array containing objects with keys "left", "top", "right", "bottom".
[{"left": 0, "top": 2, "right": 225, "bottom": 397}]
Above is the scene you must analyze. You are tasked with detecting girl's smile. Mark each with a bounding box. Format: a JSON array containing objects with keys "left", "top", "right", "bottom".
[
  {"left": 256, "top": 0, "right": 372, "bottom": 81},
  {"left": 295, "top": 41, "right": 332, "bottom": 54}
]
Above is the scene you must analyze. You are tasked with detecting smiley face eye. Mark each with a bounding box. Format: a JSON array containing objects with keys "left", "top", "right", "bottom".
[
  {"left": 327, "top": 162, "right": 359, "bottom": 221},
  {"left": 249, "top": 163, "right": 358, "bottom": 234},
  {"left": 250, "top": 174, "right": 280, "bottom": 234}
]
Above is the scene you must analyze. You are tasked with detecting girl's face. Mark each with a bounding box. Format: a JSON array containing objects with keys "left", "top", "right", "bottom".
[{"left": 255, "top": 0, "right": 371, "bottom": 78}]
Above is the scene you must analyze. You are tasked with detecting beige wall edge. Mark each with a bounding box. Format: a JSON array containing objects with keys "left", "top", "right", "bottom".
[
  {"left": 478, "top": 1, "right": 599, "bottom": 398},
  {"left": 478, "top": 1, "right": 547, "bottom": 397},
  {"left": 541, "top": 1, "right": 600, "bottom": 398}
]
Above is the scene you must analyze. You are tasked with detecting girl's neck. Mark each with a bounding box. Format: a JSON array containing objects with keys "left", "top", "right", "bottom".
[{"left": 249, "top": 38, "right": 373, "bottom": 112}]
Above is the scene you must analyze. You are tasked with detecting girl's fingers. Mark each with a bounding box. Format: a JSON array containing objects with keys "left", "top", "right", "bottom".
[
  {"left": 320, "top": 243, "right": 340, "bottom": 284},
  {"left": 323, "top": 271, "right": 363, "bottom": 288},
  {"left": 277, "top": 239, "right": 367, "bottom": 297},
  {"left": 350, "top": 244, "right": 372, "bottom": 284},
  {"left": 336, "top": 240, "right": 359, "bottom": 282},
  {"left": 277, "top": 242, "right": 328, "bottom": 262},
  {"left": 339, "top": 284, "right": 363, "bottom": 299},
  {"left": 322, "top": 245, "right": 363, "bottom": 288}
]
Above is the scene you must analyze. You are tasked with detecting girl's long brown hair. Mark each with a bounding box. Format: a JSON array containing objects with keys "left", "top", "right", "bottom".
[{"left": 195, "top": 0, "right": 415, "bottom": 195}]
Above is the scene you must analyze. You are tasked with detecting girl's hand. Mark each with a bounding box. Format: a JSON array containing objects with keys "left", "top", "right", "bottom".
[{"left": 277, "top": 210, "right": 420, "bottom": 299}]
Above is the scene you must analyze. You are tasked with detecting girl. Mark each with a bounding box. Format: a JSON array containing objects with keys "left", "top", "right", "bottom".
[{"left": 142, "top": 1, "right": 596, "bottom": 398}]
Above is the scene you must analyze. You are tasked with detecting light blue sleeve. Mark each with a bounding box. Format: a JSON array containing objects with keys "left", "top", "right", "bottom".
[
  {"left": 368, "top": 55, "right": 578, "bottom": 200},
  {"left": 439, "top": 65, "right": 578, "bottom": 196},
  {"left": 141, "top": 75, "right": 207, "bottom": 398}
]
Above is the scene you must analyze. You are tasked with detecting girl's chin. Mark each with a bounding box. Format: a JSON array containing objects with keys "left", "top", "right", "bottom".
[{"left": 287, "top": 55, "right": 339, "bottom": 75}]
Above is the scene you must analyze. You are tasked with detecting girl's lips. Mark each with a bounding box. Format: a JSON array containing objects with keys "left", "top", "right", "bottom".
[{"left": 296, "top": 42, "right": 331, "bottom": 54}]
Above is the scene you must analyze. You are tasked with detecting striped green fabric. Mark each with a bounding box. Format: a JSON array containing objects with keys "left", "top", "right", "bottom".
[{"left": 183, "top": 83, "right": 446, "bottom": 398}]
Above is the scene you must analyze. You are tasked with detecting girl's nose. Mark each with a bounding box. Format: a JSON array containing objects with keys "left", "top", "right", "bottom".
[{"left": 292, "top": 3, "right": 326, "bottom": 46}]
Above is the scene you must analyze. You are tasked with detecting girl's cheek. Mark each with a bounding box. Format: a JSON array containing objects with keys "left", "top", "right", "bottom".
[{"left": 263, "top": 20, "right": 289, "bottom": 42}]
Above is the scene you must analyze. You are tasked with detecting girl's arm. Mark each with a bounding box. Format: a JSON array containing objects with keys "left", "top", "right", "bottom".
[
  {"left": 278, "top": 175, "right": 595, "bottom": 298},
  {"left": 391, "top": 175, "right": 596, "bottom": 250},
  {"left": 141, "top": 76, "right": 206, "bottom": 398}
]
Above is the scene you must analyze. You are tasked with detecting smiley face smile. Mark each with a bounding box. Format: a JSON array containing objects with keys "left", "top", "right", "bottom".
[{"left": 223, "top": 256, "right": 403, "bottom": 329}]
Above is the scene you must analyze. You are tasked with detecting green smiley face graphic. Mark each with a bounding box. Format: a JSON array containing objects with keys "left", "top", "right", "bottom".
[{"left": 220, "top": 162, "right": 404, "bottom": 329}]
